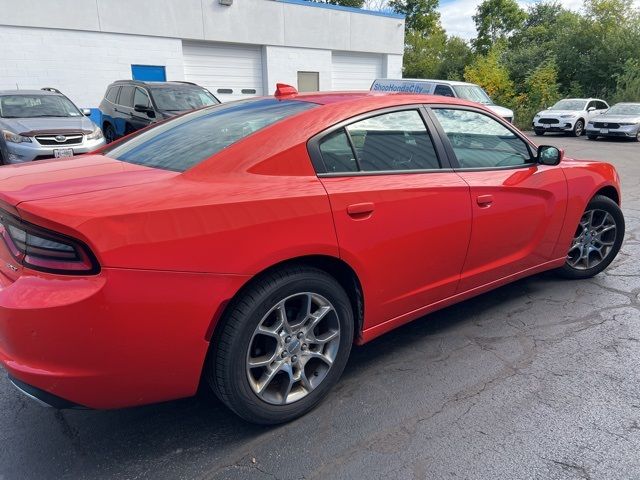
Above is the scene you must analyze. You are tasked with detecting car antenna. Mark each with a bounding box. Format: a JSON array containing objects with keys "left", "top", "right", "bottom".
[{"left": 274, "top": 83, "right": 298, "bottom": 98}]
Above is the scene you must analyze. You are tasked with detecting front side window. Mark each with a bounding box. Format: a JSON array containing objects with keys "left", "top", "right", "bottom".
[
  {"left": 432, "top": 108, "right": 532, "bottom": 168},
  {"left": 133, "top": 88, "right": 151, "bottom": 108},
  {"left": 318, "top": 110, "right": 440, "bottom": 173},
  {"left": 149, "top": 87, "right": 219, "bottom": 112},
  {"left": 105, "top": 98, "right": 316, "bottom": 172},
  {"left": 434, "top": 84, "right": 455, "bottom": 97},
  {"left": 0, "top": 95, "right": 82, "bottom": 118}
]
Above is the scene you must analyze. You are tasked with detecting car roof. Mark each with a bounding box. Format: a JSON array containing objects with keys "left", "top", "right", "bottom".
[
  {"left": 291, "top": 90, "right": 477, "bottom": 107},
  {"left": 374, "top": 78, "right": 477, "bottom": 87},
  {"left": 0, "top": 90, "right": 61, "bottom": 96},
  {"left": 614, "top": 102, "right": 640, "bottom": 105},
  {"left": 110, "top": 80, "right": 203, "bottom": 88}
]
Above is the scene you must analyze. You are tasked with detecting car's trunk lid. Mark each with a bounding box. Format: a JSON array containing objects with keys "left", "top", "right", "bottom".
[{"left": 0, "top": 154, "right": 177, "bottom": 208}]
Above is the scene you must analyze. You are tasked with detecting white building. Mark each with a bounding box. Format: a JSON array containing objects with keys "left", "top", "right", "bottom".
[{"left": 0, "top": 0, "right": 404, "bottom": 112}]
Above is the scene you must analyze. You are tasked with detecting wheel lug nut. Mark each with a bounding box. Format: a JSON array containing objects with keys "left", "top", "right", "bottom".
[
  {"left": 285, "top": 336, "right": 291, "bottom": 343},
  {"left": 302, "top": 344, "right": 308, "bottom": 351},
  {"left": 281, "top": 352, "right": 287, "bottom": 358},
  {"left": 297, "top": 332, "right": 304, "bottom": 339},
  {"left": 291, "top": 355, "right": 298, "bottom": 362}
]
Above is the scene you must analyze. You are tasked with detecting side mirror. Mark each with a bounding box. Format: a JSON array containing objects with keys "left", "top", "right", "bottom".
[
  {"left": 537, "top": 145, "right": 563, "bottom": 166},
  {"left": 81, "top": 108, "right": 91, "bottom": 116},
  {"left": 134, "top": 104, "right": 155, "bottom": 117},
  {"left": 587, "top": 106, "right": 596, "bottom": 112}
]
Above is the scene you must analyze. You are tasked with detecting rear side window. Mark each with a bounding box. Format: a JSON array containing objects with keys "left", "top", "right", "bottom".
[
  {"left": 318, "top": 110, "right": 440, "bottom": 173},
  {"left": 105, "top": 98, "right": 316, "bottom": 172},
  {"left": 432, "top": 108, "right": 532, "bottom": 168},
  {"left": 105, "top": 86, "right": 120, "bottom": 103},
  {"left": 119, "top": 86, "right": 135, "bottom": 107}
]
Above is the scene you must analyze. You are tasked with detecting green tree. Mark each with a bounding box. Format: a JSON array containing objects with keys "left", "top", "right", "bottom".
[
  {"left": 464, "top": 47, "right": 515, "bottom": 105},
  {"left": 472, "top": 0, "right": 527, "bottom": 53},
  {"left": 390, "top": 0, "right": 441, "bottom": 33},
  {"left": 613, "top": 59, "right": 640, "bottom": 102}
]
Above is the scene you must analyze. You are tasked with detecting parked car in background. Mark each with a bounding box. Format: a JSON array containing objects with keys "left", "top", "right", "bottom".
[
  {"left": 99, "top": 80, "right": 220, "bottom": 143},
  {"left": 586, "top": 102, "right": 640, "bottom": 141},
  {"left": 0, "top": 88, "right": 105, "bottom": 164},
  {"left": 370, "top": 78, "right": 515, "bottom": 123},
  {"left": 0, "top": 86, "right": 624, "bottom": 424},
  {"left": 533, "top": 98, "right": 609, "bottom": 137}
]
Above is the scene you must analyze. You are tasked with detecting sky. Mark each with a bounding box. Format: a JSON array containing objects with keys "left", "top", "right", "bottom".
[{"left": 438, "top": 0, "right": 639, "bottom": 39}]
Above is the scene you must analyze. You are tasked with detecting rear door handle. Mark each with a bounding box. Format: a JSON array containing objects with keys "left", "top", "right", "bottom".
[
  {"left": 347, "top": 202, "right": 375, "bottom": 217},
  {"left": 476, "top": 194, "right": 494, "bottom": 207}
]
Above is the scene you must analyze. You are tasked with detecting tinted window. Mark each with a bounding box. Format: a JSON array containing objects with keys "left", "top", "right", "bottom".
[
  {"left": 596, "top": 101, "right": 608, "bottom": 110},
  {"left": 433, "top": 109, "right": 532, "bottom": 168},
  {"left": 133, "top": 88, "right": 151, "bottom": 108},
  {"left": 149, "top": 87, "right": 218, "bottom": 111},
  {"left": 119, "top": 86, "right": 135, "bottom": 107},
  {"left": 345, "top": 110, "right": 439, "bottom": 172},
  {"left": 105, "top": 99, "right": 316, "bottom": 172},
  {"left": 319, "top": 129, "right": 358, "bottom": 173},
  {"left": 587, "top": 101, "right": 597, "bottom": 110},
  {"left": 106, "top": 86, "right": 120, "bottom": 103},
  {"left": 434, "top": 84, "right": 455, "bottom": 97}
]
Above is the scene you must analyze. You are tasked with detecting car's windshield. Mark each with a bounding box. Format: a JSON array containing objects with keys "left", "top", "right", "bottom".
[
  {"left": 105, "top": 98, "right": 316, "bottom": 172},
  {"left": 0, "top": 94, "right": 82, "bottom": 118},
  {"left": 149, "top": 87, "right": 219, "bottom": 111},
  {"left": 452, "top": 85, "right": 494, "bottom": 105},
  {"left": 550, "top": 100, "right": 587, "bottom": 111},
  {"left": 607, "top": 104, "right": 640, "bottom": 116}
]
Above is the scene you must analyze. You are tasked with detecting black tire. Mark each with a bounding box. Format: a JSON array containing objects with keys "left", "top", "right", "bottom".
[
  {"left": 207, "top": 266, "right": 354, "bottom": 424},
  {"left": 534, "top": 129, "right": 545, "bottom": 136},
  {"left": 570, "top": 119, "right": 585, "bottom": 137},
  {"left": 587, "top": 135, "right": 598, "bottom": 140},
  {"left": 103, "top": 123, "right": 116, "bottom": 144},
  {"left": 635, "top": 130, "right": 640, "bottom": 142},
  {"left": 556, "top": 195, "right": 624, "bottom": 279}
]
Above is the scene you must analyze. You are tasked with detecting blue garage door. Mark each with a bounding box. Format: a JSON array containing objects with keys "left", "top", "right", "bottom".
[{"left": 131, "top": 65, "right": 166, "bottom": 82}]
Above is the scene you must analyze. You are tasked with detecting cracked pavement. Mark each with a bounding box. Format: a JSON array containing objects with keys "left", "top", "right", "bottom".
[{"left": 1, "top": 136, "right": 639, "bottom": 480}]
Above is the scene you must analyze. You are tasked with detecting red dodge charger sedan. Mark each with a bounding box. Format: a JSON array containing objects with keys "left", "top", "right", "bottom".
[{"left": 0, "top": 86, "right": 624, "bottom": 424}]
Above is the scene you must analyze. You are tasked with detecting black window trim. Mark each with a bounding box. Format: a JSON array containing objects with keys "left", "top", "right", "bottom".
[
  {"left": 307, "top": 104, "right": 453, "bottom": 177},
  {"left": 106, "top": 85, "right": 122, "bottom": 106},
  {"left": 424, "top": 104, "right": 539, "bottom": 172}
]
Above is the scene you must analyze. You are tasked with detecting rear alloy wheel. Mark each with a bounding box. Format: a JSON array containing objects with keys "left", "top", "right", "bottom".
[
  {"left": 103, "top": 123, "right": 116, "bottom": 144},
  {"left": 208, "top": 266, "right": 354, "bottom": 424},
  {"left": 557, "top": 195, "right": 624, "bottom": 279},
  {"left": 571, "top": 119, "right": 585, "bottom": 137}
]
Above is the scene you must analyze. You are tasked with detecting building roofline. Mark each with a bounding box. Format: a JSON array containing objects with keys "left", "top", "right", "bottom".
[{"left": 274, "top": 0, "right": 405, "bottom": 19}]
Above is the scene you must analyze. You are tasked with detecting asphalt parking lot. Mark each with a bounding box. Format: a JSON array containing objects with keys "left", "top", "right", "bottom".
[{"left": 1, "top": 135, "right": 639, "bottom": 480}]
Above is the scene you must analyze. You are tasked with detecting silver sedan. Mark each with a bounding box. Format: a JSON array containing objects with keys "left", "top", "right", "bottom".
[{"left": 586, "top": 102, "right": 640, "bottom": 141}]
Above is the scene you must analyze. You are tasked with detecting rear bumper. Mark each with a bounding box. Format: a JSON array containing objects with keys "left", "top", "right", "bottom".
[{"left": 0, "top": 266, "right": 249, "bottom": 409}]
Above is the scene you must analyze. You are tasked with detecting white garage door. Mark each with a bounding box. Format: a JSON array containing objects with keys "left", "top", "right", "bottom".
[
  {"left": 183, "top": 41, "right": 264, "bottom": 102},
  {"left": 332, "top": 52, "right": 383, "bottom": 91}
]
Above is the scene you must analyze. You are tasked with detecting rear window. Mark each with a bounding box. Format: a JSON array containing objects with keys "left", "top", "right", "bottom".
[{"left": 105, "top": 98, "right": 316, "bottom": 172}]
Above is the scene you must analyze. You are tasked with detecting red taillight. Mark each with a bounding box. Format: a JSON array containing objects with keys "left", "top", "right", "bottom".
[{"left": 0, "top": 210, "right": 99, "bottom": 275}]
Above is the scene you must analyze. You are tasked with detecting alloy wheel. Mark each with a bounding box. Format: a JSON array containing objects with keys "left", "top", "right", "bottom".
[
  {"left": 567, "top": 209, "right": 617, "bottom": 270},
  {"left": 246, "top": 292, "right": 341, "bottom": 405}
]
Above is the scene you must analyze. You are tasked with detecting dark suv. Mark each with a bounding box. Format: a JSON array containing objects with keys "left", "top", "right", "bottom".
[{"left": 98, "top": 80, "right": 220, "bottom": 143}]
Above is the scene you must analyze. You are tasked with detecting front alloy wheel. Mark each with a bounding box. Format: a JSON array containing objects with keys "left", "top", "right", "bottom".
[
  {"left": 208, "top": 266, "right": 353, "bottom": 424},
  {"left": 571, "top": 119, "right": 585, "bottom": 137},
  {"left": 557, "top": 195, "right": 624, "bottom": 279}
]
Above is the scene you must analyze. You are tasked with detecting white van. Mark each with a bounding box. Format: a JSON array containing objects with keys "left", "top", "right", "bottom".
[{"left": 370, "top": 78, "right": 514, "bottom": 123}]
